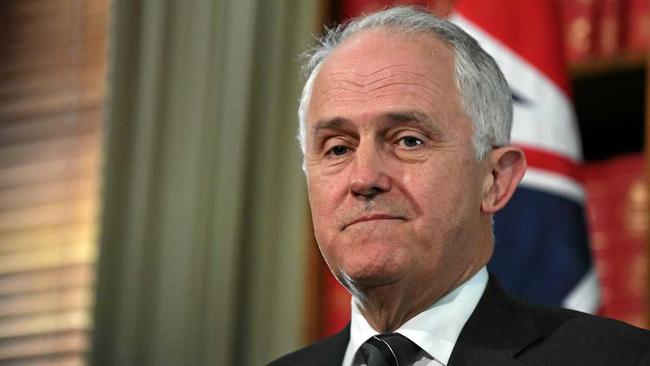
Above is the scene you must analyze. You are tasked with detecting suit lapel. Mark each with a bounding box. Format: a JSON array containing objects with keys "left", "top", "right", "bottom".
[
  {"left": 448, "top": 276, "right": 541, "bottom": 366},
  {"left": 315, "top": 324, "right": 350, "bottom": 366}
]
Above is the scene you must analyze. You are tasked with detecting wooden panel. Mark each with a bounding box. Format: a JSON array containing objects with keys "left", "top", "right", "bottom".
[
  {"left": 0, "top": 331, "right": 88, "bottom": 361},
  {"left": 0, "top": 107, "right": 101, "bottom": 145},
  {"left": 0, "top": 43, "right": 106, "bottom": 80},
  {"left": 0, "top": 243, "right": 96, "bottom": 276},
  {"left": 0, "top": 155, "right": 98, "bottom": 190},
  {"left": 0, "top": 199, "right": 97, "bottom": 233},
  {"left": 0, "top": 0, "right": 108, "bottom": 364},
  {"left": 0, "top": 5, "right": 108, "bottom": 54},
  {"left": 0, "top": 224, "right": 95, "bottom": 255},
  {"left": 0, "top": 88, "right": 103, "bottom": 122},
  {"left": 0, "top": 178, "right": 98, "bottom": 212},
  {"left": 0, "top": 265, "right": 94, "bottom": 297},
  {"left": 0, "top": 288, "right": 92, "bottom": 318},
  {"left": 0, "top": 310, "right": 90, "bottom": 339},
  {"left": 0, "top": 67, "right": 105, "bottom": 106},
  {"left": 0, "top": 134, "right": 100, "bottom": 169},
  {"left": 0, "top": 354, "right": 85, "bottom": 366}
]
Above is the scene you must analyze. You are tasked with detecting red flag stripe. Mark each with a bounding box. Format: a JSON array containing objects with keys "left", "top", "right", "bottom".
[
  {"left": 454, "top": 0, "right": 570, "bottom": 96},
  {"left": 520, "top": 145, "right": 583, "bottom": 182}
]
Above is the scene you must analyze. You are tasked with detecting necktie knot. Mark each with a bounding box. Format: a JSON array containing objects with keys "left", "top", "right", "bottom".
[{"left": 358, "top": 333, "right": 423, "bottom": 366}]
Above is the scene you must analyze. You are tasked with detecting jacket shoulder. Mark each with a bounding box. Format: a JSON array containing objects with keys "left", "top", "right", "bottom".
[
  {"left": 451, "top": 276, "right": 650, "bottom": 366},
  {"left": 522, "top": 302, "right": 650, "bottom": 363},
  {"left": 267, "top": 325, "right": 350, "bottom": 366}
]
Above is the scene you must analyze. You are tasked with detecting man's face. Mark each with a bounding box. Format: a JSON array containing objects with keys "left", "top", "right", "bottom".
[{"left": 305, "top": 30, "right": 493, "bottom": 296}]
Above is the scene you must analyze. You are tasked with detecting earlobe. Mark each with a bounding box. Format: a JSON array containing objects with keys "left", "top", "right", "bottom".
[{"left": 481, "top": 146, "right": 527, "bottom": 214}]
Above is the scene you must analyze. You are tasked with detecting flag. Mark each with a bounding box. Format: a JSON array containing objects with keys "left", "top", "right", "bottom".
[{"left": 452, "top": 0, "right": 600, "bottom": 312}]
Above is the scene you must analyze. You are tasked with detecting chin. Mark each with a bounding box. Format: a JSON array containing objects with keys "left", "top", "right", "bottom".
[
  {"left": 336, "top": 260, "right": 403, "bottom": 292},
  {"left": 339, "top": 271, "right": 404, "bottom": 303}
]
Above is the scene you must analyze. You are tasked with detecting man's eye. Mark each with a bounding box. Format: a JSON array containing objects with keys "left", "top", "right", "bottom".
[
  {"left": 329, "top": 145, "right": 349, "bottom": 156},
  {"left": 399, "top": 136, "right": 423, "bottom": 148}
]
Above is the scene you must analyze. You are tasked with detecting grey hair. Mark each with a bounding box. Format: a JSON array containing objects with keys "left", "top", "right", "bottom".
[{"left": 297, "top": 6, "right": 512, "bottom": 166}]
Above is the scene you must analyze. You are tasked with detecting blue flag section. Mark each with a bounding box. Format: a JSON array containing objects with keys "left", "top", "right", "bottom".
[{"left": 491, "top": 187, "right": 592, "bottom": 306}]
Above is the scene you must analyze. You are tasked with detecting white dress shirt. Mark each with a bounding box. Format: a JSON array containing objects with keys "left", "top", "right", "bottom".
[{"left": 342, "top": 267, "right": 488, "bottom": 366}]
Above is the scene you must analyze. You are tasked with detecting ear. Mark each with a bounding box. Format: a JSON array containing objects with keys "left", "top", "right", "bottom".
[{"left": 481, "top": 146, "right": 527, "bottom": 214}]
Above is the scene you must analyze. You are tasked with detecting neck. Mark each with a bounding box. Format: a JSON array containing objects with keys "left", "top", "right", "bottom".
[
  {"left": 355, "top": 291, "right": 429, "bottom": 332},
  {"left": 353, "top": 265, "right": 483, "bottom": 332},
  {"left": 350, "top": 221, "right": 494, "bottom": 332}
]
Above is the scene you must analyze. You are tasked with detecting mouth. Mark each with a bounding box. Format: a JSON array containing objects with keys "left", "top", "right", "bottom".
[{"left": 343, "top": 214, "right": 405, "bottom": 230}]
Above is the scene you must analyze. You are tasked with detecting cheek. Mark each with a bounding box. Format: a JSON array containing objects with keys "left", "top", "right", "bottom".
[
  {"left": 402, "top": 166, "right": 451, "bottom": 212},
  {"left": 403, "top": 160, "right": 477, "bottom": 225},
  {"left": 307, "top": 173, "right": 347, "bottom": 243},
  {"left": 308, "top": 174, "right": 340, "bottom": 214}
]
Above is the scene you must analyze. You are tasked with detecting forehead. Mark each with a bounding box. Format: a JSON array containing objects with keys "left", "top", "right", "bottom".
[
  {"left": 308, "top": 29, "right": 462, "bottom": 126},
  {"left": 326, "top": 28, "right": 455, "bottom": 69}
]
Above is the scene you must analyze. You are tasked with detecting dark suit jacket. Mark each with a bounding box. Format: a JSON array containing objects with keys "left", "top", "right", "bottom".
[{"left": 268, "top": 276, "right": 650, "bottom": 365}]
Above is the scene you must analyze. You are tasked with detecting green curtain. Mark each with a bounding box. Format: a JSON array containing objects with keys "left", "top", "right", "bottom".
[{"left": 92, "top": 1, "right": 319, "bottom": 365}]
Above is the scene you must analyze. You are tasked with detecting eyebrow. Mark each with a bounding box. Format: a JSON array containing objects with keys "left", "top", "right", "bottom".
[
  {"left": 310, "top": 110, "right": 439, "bottom": 142},
  {"left": 381, "top": 110, "right": 434, "bottom": 126},
  {"left": 312, "top": 117, "right": 351, "bottom": 142}
]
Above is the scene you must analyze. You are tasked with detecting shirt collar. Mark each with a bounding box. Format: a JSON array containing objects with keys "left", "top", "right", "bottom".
[{"left": 342, "top": 267, "right": 488, "bottom": 366}]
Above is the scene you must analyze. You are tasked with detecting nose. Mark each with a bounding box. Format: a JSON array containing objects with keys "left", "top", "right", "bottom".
[{"left": 348, "top": 143, "right": 391, "bottom": 200}]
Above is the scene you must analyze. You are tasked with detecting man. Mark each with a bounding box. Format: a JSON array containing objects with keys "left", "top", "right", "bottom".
[{"left": 270, "top": 6, "right": 650, "bottom": 366}]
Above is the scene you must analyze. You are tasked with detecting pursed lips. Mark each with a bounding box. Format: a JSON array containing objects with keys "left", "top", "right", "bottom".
[{"left": 343, "top": 214, "right": 405, "bottom": 230}]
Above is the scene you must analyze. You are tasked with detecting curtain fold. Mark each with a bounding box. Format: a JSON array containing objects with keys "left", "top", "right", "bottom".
[{"left": 92, "top": 1, "right": 319, "bottom": 365}]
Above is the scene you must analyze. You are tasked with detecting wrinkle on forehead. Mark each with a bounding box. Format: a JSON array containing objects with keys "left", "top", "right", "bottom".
[
  {"left": 307, "top": 29, "right": 464, "bottom": 132},
  {"left": 312, "top": 65, "right": 458, "bottom": 117},
  {"left": 326, "top": 64, "right": 439, "bottom": 86}
]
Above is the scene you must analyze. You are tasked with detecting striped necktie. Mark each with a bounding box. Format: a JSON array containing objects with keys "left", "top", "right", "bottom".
[{"left": 358, "top": 333, "right": 423, "bottom": 366}]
